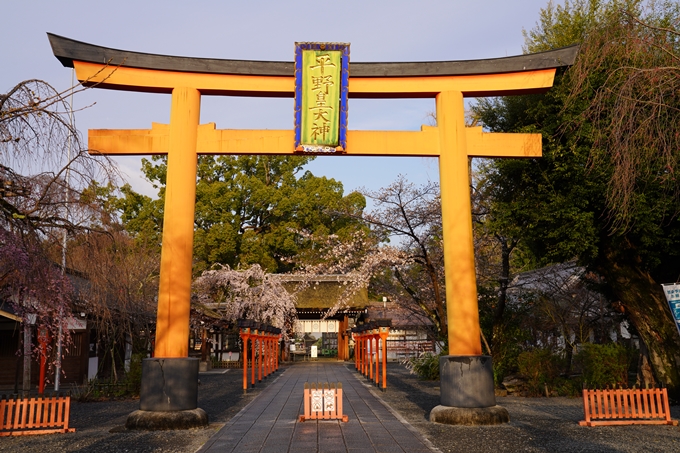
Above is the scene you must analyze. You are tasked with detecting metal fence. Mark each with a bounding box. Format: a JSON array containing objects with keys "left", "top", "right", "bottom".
[{"left": 385, "top": 339, "right": 435, "bottom": 361}]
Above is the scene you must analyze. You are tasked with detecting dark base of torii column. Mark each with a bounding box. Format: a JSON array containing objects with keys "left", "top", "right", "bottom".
[
  {"left": 126, "top": 358, "right": 209, "bottom": 430},
  {"left": 430, "top": 355, "right": 509, "bottom": 425}
]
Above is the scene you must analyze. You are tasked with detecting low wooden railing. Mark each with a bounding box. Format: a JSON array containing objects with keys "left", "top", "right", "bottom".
[
  {"left": 0, "top": 393, "right": 75, "bottom": 436},
  {"left": 212, "top": 360, "right": 241, "bottom": 369},
  {"left": 580, "top": 387, "right": 678, "bottom": 426},
  {"left": 299, "top": 382, "right": 348, "bottom": 422}
]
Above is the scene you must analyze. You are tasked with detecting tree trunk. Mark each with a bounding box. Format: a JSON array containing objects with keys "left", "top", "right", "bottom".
[
  {"left": 597, "top": 242, "right": 680, "bottom": 396},
  {"left": 491, "top": 237, "right": 513, "bottom": 357},
  {"left": 23, "top": 322, "right": 32, "bottom": 394},
  {"left": 201, "top": 328, "right": 208, "bottom": 362},
  {"left": 111, "top": 342, "right": 118, "bottom": 382},
  {"left": 636, "top": 337, "right": 656, "bottom": 387}
]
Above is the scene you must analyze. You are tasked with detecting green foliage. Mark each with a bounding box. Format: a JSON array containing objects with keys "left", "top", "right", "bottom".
[
  {"left": 74, "top": 353, "right": 145, "bottom": 401},
  {"left": 478, "top": 286, "right": 531, "bottom": 385},
  {"left": 126, "top": 352, "right": 144, "bottom": 391},
  {"left": 116, "top": 154, "right": 366, "bottom": 273},
  {"left": 551, "top": 378, "right": 582, "bottom": 397},
  {"left": 472, "top": 0, "right": 680, "bottom": 390},
  {"left": 575, "top": 343, "right": 632, "bottom": 388},
  {"left": 498, "top": 343, "right": 634, "bottom": 396},
  {"left": 405, "top": 351, "right": 443, "bottom": 380},
  {"left": 517, "top": 348, "right": 566, "bottom": 395},
  {"left": 473, "top": 0, "right": 680, "bottom": 272},
  {"left": 113, "top": 183, "right": 165, "bottom": 248},
  {"left": 522, "top": 0, "right": 631, "bottom": 52},
  {"left": 473, "top": 81, "right": 605, "bottom": 268}
]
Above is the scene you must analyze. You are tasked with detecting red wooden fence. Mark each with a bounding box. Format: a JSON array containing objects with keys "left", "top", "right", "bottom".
[
  {"left": 0, "top": 394, "right": 75, "bottom": 436},
  {"left": 580, "top": 387, "right": 678, "bottom": 426}
]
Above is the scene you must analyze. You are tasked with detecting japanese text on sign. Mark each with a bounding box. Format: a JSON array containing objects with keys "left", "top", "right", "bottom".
[
  {"left": 662, "top": 283, "right": 680, "bottom": 336},
  {"left": 301, "top": 50, "right": 341, "bottom": 147}
]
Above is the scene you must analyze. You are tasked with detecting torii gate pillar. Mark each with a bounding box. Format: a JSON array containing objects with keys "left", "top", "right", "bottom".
[
  {"left": 155, "top": 87, "right": 200, "bottom": 359},
  {"left": 49, "top": 33, "right": 577, "bottom": 428}
]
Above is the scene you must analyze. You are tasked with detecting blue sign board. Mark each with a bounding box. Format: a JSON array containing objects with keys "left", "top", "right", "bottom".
[
  {"left": 662, "top": 283, "right": 680, "bottom": 336},
  {"left": 294, "top": 42, "right": 350, "bottom": 154}
]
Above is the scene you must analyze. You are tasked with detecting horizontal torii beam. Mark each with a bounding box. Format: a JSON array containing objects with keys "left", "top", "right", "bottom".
[{"left": 89, "top": 124, "right": 541, "bottom": 158}]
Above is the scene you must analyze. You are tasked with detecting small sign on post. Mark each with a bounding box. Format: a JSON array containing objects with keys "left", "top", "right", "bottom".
[
  {"left": 300, "top": 382, "right": 348, "bottom": 422},
  {"left": 662, "top": 283, "right": 680, "bottom": 336}
]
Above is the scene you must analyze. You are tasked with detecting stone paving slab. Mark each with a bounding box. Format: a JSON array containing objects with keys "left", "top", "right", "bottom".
[{"left": 197, "top": 362, "right": 438, "bottom": 453}]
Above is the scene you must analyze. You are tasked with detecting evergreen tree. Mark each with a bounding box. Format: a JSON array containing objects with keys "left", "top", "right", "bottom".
[
  {"left": 473, "top": 0, "right": 680, "bottom": 391},
  {"left": 117, "top": 154, "right": 366, "bottom": 274}
]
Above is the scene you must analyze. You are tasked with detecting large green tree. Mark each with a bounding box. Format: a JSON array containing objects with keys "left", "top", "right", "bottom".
[
  {"left": 473, "top": 0, "right": 680, "bottom": 391},
  {"left": 118, "top": 154, "right": 365, "bottom": 273}
]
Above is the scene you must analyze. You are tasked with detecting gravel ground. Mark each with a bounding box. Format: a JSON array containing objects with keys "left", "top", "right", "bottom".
[
  {"left": 378, "top": 363, "right": 680, "bottom": 453},
  {"left": 0, "top": 367, "right": 276, "bottom": 453},
  {"left": 2, "top": 362, "right": 680, "bottom": 453}
]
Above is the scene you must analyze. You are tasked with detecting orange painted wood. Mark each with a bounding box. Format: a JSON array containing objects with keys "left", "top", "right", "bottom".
[
  {"left": 0, "top": 395, "right": 75, "bottom": 436},
  {"left": 241, "top": 334, "right": 248, "bottom": 392},
  {"left": 303, "top": 383, "right": 311, "bottom": 421},
  {"left": 336, "top": 384, "right": 344, "bottom": 421},
  {"left": 641, "top": 389, "right": 650, "bottom": 417},
  {"left": 71, "top": 59, "right": 559, "bottom": 99},
  {"left": 580, "top": 388, "right": 678, "bottom": 427},
  {"left": 323, "top": 383, "right": 332, "bottom": 420},
  {"left": 622, "top": 389, "right": 630, "bottom": 418},
  {"left": 299, "top": 382, "right": 348, "bottom": 423},
  {"left": 251, "top": 335, "right": 256, "bottom": 387},
  {"left": 376, "top": 336, "right": 380, "bottom": 386},
  {"left": 615, "top": 389, "right": 623, "bottom": 418},
  {"left": 368, "top": 339, "right": 373, "bottom": 381},
  {"left": 374, "top": 345, "right": 380, "bottom": 387},
  {"left": 381, "top": 335, "right": 388, "bottom": 390}
]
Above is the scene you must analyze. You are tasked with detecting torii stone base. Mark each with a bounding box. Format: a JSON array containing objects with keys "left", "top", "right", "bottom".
[
  {"left": 126, "top": 358, "right": 209, "bottom": 430},
  {"left": 430, "top": 405, "right": 509, "bottom": 425},
  {"left": 126, "top": 408, "right": 209, "bottom": 430},
  {"left": 430, "top": 355, "right": 509, "bottom": 425}
]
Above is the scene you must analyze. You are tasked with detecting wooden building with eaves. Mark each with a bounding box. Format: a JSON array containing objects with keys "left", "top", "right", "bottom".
[{"left": 279, "top": 275, "right": 368, "bottom": 361}]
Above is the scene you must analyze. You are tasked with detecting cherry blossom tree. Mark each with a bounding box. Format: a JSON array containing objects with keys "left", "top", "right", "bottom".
[
  {"left": 0, "top": 228, "right": 73, "bottom": 356},
  {"left": 192, "top": 264, "right": 298, "bottom": 337},
  {"left": 1, "top": 78, "right": 116, "bottom": 385},
  {"left": 293, "top": 229, "right": 408, "bottom": 319},
  {"left": 359, "top": 177, "right": 447, "bottom": 340}
]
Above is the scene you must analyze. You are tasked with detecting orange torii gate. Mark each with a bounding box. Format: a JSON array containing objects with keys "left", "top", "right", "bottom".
[{"left": 49, "top": 34, "right": 577, "bottom": 428}]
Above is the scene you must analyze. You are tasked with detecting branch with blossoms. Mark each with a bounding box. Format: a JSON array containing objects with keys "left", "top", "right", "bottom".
[
  {"left": 292, "top": 230, "right": 409, "bottom": 318},
  {"left": 192, "top": 264, "right": 298, "bottom": 339},
  {"left": 1, "top": 79, "right": 118, "bottom": 237},
  {"left": 0, "top": 228, "right": 74, "bottom": 377}
]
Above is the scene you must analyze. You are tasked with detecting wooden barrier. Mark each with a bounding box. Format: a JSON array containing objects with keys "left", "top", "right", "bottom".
[
  {"left": 580, "top": 387, "right": 678, "bottom": 426},
  {"left": 351, "top": 320, "right": 391, "bottom": 391},
  {"left": 238, "top": 319, "right": 282, "bottom": 393},
  {"left": 212, "top": 360, "right": 241, "bottom": 369},
  {"left": 299, "top": 382, "right": 348, "bottom": 422},
  {"left": 0, "top": 394, "right": 75, "bottom": 436}
]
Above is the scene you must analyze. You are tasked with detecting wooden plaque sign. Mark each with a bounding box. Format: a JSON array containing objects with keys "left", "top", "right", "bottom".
[{"left": 294, "top": 42, "right": 349, "bottom": 153}]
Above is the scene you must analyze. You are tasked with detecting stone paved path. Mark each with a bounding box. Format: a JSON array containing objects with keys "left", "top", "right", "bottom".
[{"left": 197, "top": 361, "right": 437, "bottom": 453}]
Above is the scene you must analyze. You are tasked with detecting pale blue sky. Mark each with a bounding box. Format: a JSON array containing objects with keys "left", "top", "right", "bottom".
[{"left": 1, "top": 0, "right": 559, "bottom": 199}]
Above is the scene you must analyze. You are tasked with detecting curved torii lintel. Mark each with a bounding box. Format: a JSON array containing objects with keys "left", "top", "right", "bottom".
[{"left": 47, "top": 33, "right": 578, "bottom": 98}]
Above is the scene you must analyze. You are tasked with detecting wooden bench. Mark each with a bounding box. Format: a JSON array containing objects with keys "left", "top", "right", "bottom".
[
  {"left": 0, "top": 394, "right": 75, "bottom": 436},
  {"left": 299, "top": 382, "right": 348, "bottom": 422},
  {"left": 580, "top": 387, "right": 678, "bottom": 426}
]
